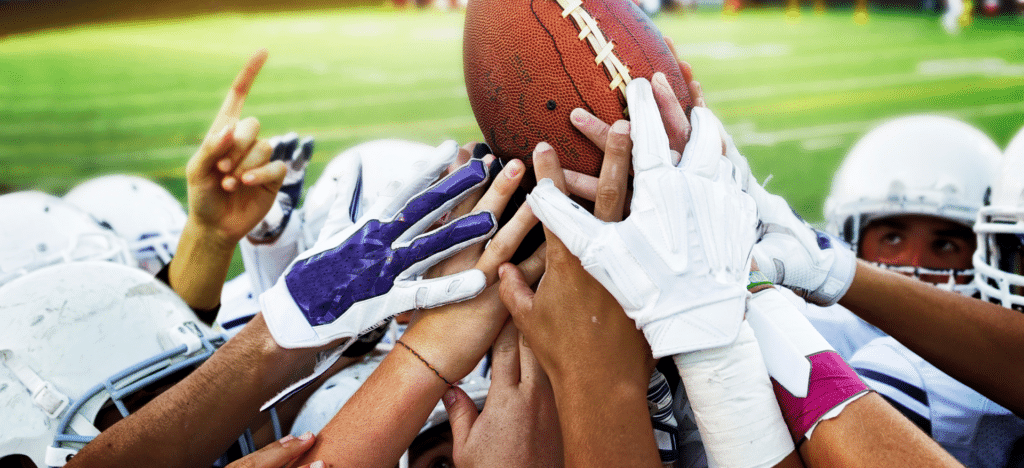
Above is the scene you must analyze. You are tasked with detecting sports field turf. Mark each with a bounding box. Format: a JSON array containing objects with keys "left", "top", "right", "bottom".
[{"left": 3, "top": 6, "right": 1023, "bottom": 276}]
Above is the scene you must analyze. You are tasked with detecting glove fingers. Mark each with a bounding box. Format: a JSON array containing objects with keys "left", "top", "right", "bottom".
[
  {"left": 397, "top": 211, "right": 497, "bottom": 276},
  {"left": 678, "top": 107, "right": 724, "bottom": 179},
  {"left": 388, "top": 157, "right": 490, "bottom": 244},
  {"left": 626, "top": 78, "right": 672, "bottom": 174},
  {"left": 272, "top": 132, "right": 300, "bottom": 162},
  {"left": 527, "top": 179, "right": 605, "bottom": 259},
  {"left": 364, "top": 140, "right": 458, "bottom": 230}
]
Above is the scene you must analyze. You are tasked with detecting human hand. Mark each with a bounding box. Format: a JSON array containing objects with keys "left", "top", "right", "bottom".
[
  {"left": 248, "top": 133, "right": 315, "bottom": 244},
  {"left": 562, "top": 70, "right": 692, "bottom": 205},
  {"left": 260, "top": 142, "right": 499, "bottom": 349},
  {"left": 399, "top": 155, "right": 543, "bottom": 382},
  {"left": 185, "top": 49, "right": 287, "bottom": 247},
  {"left": 526, "top": 78, "right": 758, "bottom": 358},
  {"left": 497, "top": 129, "right": 659, "bottom": 468},
  {"left": 225, "top": 432, "right": 323, "bottom": 468},
  {"left": 443, "top": 319, "right": 563, "bottom": 468}
]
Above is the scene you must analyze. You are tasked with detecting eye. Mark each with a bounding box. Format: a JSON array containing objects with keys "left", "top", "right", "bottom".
[
  {"left": 427, "top": 457, "right": 455, "bottom": 468},
  {"left": 933, "top": 238, "right": 962, "bottom": 255},
  {"left": 881, "top": 232, "right": 903, "bottom": 246}
]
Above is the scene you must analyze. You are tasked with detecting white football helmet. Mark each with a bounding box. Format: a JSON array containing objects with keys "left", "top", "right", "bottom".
[
  {"left": 973, "top": 124, "right": 1024, "bottom": 310},
  {"left": 0, "top": 191, "right": 132, "bottom": 286},
  {"left": 824, "top": 115, "right": 1001, "bottom": 294},
  {"left": 299, "top": 139, "right": 438, "bottom": 251},
  {"left": 64, "top": 175, "right": 187, "bottom": 275},
  {"left": 0, "top": 262, "right": 223, "bottom": 468}
]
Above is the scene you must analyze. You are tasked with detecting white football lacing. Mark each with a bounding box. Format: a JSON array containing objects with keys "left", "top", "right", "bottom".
[{"left": 555, "top": 0, "right": 633, "bottom": 115}]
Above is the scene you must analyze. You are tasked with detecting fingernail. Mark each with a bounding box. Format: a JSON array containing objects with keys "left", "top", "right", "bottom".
[
  {"left": 505, "top": 159, "right": 523, "bottom": 178},
  {"left": 242, "top": 173, "right": 255, "bottom": 183},
  {"left": 442, "top": 387, "right": 458, "bottom": 407},
  {"left": 535, "top": 141, "right": 552, "bottom": 153},
  {"left": 611, "top": 120, "right": 630, "bottom": 135},
  {"left": 299, "top": 431, "right": 314, "bottom": 441},
  {"left": 310, "top": 461, "right": 325, "bottom": 468},
  {"left": 653, "top": 72, "right": 669, "bottom": 89},
  {"left": 279, "top": 434, "right": 296, "bottom": 445},
  {"left": 218, "top": 158, "right": 232, "bottom": 173},
  {"left": 570, "top": 108, "right": 589, "bottom": 124}
]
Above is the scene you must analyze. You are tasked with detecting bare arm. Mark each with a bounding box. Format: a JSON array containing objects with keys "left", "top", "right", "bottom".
[
  {"left": 840, "top": 261, "right": 1024, "bottom": 416},
  {"left": 170, "top": 49, "right": 285, "bottom": 311},
  {"left": 800, "top": 392, "right": 962, "bottom": 467},
  {"left": 66, "top": 314, "right": 319, "bottom": 468}
]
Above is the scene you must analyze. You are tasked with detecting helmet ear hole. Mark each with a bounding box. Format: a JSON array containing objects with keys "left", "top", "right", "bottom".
[{"left": 0, "top": 455, "right": 37, "bottom": 468}]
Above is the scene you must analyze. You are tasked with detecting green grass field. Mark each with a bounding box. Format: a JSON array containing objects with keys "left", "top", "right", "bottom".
[{"left": 3, "top": 6, "right": 1023, "bottom": 276}]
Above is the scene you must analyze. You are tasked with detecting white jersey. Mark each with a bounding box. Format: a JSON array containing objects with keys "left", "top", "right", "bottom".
[
  {"left": 215, "top": 272, "right": 261, "bottom": 339},
  {"left": 779, "top": 287, "right": 885, "bottom": 361},
  {"left": 850, "top": 336, "right": 1024, "bottom": 468}
]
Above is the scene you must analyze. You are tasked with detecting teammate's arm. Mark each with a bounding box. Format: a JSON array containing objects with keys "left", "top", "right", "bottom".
[
  {"left": 840, "top": 261, "right": 1024, "bottom": 416},
  {"left": 170, "top": 49, "right": 287, "bottom": 312},
  {"left": 499, "top": 140, "right": 662, "bottom": 468}
]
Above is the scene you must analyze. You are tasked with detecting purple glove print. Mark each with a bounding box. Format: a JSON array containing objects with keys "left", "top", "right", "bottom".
[{"left": 261, "top": 151, "right": 498, "bottom": 349}]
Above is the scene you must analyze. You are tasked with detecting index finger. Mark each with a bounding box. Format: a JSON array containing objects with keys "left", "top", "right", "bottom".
[{"left": 207, "top": 49, "right": 269, "bottom": 139}]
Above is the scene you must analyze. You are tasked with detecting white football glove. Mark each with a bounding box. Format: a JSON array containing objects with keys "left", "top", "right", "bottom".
[
  {"left": 527, "top": 82, "right": 757, "bottom": 357},
  {"left": 715, "top": 121, "right": 856, "bottom": 306},
  {"left": 260, "top": 141, "right": 497, "bottom": 349}
]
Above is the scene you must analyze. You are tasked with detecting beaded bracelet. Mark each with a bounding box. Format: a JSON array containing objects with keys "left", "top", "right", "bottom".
[
  {"left": 747, "top": 270, "right": 774, "bottom": 290},
  {"left": 395, "top": 340, "right": 454, "bottom": 387}
]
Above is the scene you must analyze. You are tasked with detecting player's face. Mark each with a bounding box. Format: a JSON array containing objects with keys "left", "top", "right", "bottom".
[{"left": 859, "top": 215, "right": 975, "bottom": 284}]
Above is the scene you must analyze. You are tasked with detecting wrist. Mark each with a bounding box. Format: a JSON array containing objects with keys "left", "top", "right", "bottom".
[{"left": 182, "top": 215, "right": 239, "bottom": 255}]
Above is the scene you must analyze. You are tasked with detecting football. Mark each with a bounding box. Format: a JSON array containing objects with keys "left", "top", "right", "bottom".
[{"left": 463, "top": 0, "right": 693, "bottom": 183}]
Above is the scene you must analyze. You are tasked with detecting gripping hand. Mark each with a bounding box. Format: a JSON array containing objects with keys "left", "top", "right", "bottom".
[
  {"left": 715, "top": 121, "right": 856, "bottom": 306},
  {"left": 526, "top": 79, "right": 758, "bottom": 358},
  {"left": 248, "top": 133, "right": 315, "bottom": 243},
  {"left": 260, "top": 141, "right": 498, "bottom": 349}
]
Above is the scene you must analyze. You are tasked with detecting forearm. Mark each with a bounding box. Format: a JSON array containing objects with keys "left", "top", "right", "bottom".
[
  {"left": 800, "top": 392, "right": 962, "bottom": 467},
  {"left": 550, "top": 370, "right": 661, "bottom": 468},
  {"left": 840, "top": 261, "right": 1024, "bottom": 414},
  {"left": 294, "top": 341, "right": 450, "bottom": 467},
  {"left": 67, "top": 314, "right": 314, "bottom": 468},
  {"left": 169, "top": 215, "right": 237, "bottom": 310}
]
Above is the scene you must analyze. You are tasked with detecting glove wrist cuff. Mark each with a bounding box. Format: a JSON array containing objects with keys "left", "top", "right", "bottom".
[{"left": 807, "top": 247, "right": 856, "bottom": 306}]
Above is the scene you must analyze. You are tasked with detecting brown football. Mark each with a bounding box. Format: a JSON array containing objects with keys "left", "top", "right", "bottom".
[{"left": 463, "top": 0, "right": 692, "bottom": 183}]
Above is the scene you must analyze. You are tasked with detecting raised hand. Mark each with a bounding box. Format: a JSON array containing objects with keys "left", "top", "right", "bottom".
[{"left": 185, "top": 49, "right": 287, "bottom": 246}]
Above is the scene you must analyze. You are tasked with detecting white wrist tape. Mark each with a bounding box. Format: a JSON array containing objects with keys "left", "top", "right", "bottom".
[{"left": 673, "top": 321, "right": 794, "bottom": 468}]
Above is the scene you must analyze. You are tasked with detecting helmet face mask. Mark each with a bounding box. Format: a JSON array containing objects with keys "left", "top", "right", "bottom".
[
  {"left": 973, "top": 124, "right": 1024, "bottom": 311},
  {"left": 825, "top": 115, "right": 1002, "bottom": 295}
]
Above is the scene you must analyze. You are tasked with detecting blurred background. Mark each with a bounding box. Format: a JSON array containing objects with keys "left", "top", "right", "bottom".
[{"left": 2, "top": 0, "right": 1022, "bottom": 275}]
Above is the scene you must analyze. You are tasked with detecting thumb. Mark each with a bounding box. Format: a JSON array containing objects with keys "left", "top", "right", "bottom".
[
  {"left": 443, "top": 385, "right": 480, "bottom": 452},
  {"left": 498, "top": 263, "right": 535, "bottom": 327}
]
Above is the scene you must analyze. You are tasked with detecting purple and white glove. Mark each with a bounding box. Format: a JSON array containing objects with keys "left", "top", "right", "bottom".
[
  {"left": 715, "top": 122, "right": 856, "bottom": 306},
  {"left": 260, "top": 141, "right": 497, "bottom": 349},
  {"left": 248, "top": 133, "right": 315, "bottom": 243}
]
